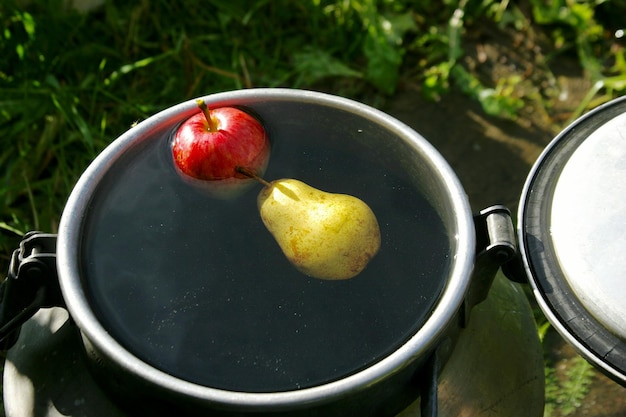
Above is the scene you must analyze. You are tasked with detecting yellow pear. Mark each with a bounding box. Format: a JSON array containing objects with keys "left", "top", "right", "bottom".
[{"left": 257, "top": 178, "right": 381, "bottom": 280}]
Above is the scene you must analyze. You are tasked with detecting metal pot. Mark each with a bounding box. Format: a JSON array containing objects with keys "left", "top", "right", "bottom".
[{"left": 1, "top": 89, "right": 539, "bottom": 416}]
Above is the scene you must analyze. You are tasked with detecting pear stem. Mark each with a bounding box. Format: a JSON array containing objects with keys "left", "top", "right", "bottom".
[
  {"left": 236, "top": 166, "right": 271, "bottom": 187},
  {"left": 196, "top": 99, "right": 218, "bottom": 132}
]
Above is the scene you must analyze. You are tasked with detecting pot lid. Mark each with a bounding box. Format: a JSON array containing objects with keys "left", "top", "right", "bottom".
[{"left": 518, "top": 95, "right": 626, "bottom": 385}]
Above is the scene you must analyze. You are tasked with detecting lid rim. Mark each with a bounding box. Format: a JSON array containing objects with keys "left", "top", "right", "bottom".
[{"left": 518, "top": 95, "right": 626, "bottom": 386}]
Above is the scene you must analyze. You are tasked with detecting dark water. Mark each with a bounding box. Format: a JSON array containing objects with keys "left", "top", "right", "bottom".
[{"left": 81, "top": 109, "right": 450, "bottom": 392}]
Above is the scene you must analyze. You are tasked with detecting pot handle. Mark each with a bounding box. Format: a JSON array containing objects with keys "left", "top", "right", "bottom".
[
  {"left": 462, "top": 205, "right": 516, "bottom": 326},
  {"left": 0, "top": 231, "right": 64, "bottom": 350}
]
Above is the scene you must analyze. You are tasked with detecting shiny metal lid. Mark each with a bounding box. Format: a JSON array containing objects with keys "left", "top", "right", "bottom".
[
  {"left": 518, "top": 95, "right": 626, "bottom": 386},
  {"left": 550, "top": 110, "right": 626, "bottom": 340}
]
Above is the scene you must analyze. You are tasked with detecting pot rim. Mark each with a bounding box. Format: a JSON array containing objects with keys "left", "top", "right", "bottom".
[{"left": 56, "top": 88, "right": 475, "bottom": 410}]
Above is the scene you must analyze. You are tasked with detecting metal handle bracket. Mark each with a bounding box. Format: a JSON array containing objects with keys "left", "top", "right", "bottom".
[
  {"left": 461, "top": 205, "right": 516, "bottom": 327},
  {"left": 0, "top": 232, "right": 63, "bottom": 349}
]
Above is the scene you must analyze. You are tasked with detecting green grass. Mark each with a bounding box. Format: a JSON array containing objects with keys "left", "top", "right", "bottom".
[
  {"left": 2, "top": 0, "right": 625, "bottom": 264},
  {"left": 0, "top": 0, "right": 411, "bottom": 264},
  {"left": 1, "top": 0, "right": 625, "bottom": 415}
]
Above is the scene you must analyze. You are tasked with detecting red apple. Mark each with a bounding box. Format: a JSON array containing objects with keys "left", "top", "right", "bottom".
[{"left": 172, "top": 100, "right": 270, "bottom": 183}]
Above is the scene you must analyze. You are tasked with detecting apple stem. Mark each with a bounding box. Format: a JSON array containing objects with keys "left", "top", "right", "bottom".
[
  {"left": 196, "top": 99, "right": 218, "bottom": 132},
  {"left": 236, "top": 166, "right": 271, "bottom": 187}
]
